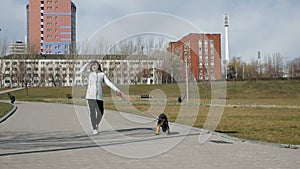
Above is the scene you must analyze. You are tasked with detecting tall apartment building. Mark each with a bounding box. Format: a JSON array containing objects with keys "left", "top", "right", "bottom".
[
  {"left": 26, "top": 0, "right": 76, "bottom": 55},
  {"left": 168, "top": 33, "right": 222, "bottom": 81}
]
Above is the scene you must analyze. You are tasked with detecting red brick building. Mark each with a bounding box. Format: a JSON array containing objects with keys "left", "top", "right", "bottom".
[
  {"left": 26, "top": 0, "right": 76, "bottom": 54},
  {"left": 168, "top": 33, "right": 222, "bottom": 81}
]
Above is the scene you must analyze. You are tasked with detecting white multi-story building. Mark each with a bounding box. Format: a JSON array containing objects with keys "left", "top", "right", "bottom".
[
  {"left": 0, "top": 54, "right": 162, "bottom": 88},
  {"left": 9, "top": 41, "right": 26, "bottom": 55}
]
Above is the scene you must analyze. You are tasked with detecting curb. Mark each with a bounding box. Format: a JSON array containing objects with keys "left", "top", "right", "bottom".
[{"left": 0, "top": 102, "right": 17, "bottom": 124}]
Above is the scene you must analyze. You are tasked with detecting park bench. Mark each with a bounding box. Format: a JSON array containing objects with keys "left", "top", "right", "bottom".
[{"left": 140, "top": 93, "right": 151, "bottom": 99}]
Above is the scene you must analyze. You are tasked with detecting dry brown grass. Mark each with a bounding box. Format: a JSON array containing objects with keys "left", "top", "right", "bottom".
[
  {"left": 216, "top": 107, "right": 300, "bottom": 145},
  {"left": 104, "top": 98, "right": 300, "bottom": 145},
  {"left": 1, "top": 80, "right": 299, "bottom": 145}
]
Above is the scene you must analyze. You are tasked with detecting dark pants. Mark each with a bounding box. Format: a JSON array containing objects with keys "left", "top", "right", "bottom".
[{"left": 87, "top": 99, "right": 104, "bottom": 130}]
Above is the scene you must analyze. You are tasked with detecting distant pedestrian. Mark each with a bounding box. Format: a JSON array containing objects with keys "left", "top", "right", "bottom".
[{"left": 78, "top": 60, "right": 128, "bottom": 135}]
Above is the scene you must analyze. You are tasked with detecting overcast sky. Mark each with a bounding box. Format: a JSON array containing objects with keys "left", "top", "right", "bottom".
[{"left": 1, "top": 0, "right": 300, "bottom": 63}]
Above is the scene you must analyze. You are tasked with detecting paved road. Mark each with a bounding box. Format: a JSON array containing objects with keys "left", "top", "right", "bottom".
[{"left": 0, "top": 101, "right": 299, "bottom": 169}]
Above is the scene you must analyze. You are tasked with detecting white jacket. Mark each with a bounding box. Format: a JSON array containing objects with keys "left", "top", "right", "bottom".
[{"left": 78, "top": 63, "right": 119, "bottom": 100}]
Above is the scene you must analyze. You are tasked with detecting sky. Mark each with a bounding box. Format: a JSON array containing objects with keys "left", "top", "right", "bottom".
[{"left": 0, "top": 0, "right": 300, "bottom": 63}]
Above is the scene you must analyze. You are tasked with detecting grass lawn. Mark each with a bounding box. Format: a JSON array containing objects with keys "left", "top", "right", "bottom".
[
  {"left": 0, "top": 80, "right": 299, "bottom": 145},
  {"left": 217, "top": 107, "right": 300, "bottom": 145},
  {"left": 0, "top": 102, "right": 14, "bottom": 119}
]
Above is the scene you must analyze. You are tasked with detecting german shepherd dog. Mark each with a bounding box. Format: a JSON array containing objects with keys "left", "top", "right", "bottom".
[{"left": 155, "top": 113, "right": 170, "bottom": 135}]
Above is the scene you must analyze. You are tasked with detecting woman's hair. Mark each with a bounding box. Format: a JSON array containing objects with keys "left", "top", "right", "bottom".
[{"left": 89, "top": 60, "right": 103, "bottom": 72}]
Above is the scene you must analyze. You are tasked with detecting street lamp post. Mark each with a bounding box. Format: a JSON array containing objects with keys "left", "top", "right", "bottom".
[
  {"left": 224, "top": 13, "right": 230, "bottom": 79},
  {"left": 184, "top": 44, "right": 189, "bottom": 103}
]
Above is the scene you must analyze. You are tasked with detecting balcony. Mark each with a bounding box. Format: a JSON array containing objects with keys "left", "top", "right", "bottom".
[
  {"left": 40, "top": 22, "right": 44, "bottom": 26},
  {"left": 40, "top": 4, "right": 44, "bottom": 7},
  {"left": 40, "top": 34, "right": 44, "bottom": 37},
  {"left": 40, "top": 10, "right": 44, "bottom": 13},
  {"left": 40, "top": 16, "right": 44, "bottom": 19},
  {"left": 40, "top": 40, "right": 44, "bottom": 43},
  {"left": 40, "top": 28, "right": 44, "bottom": 31}
]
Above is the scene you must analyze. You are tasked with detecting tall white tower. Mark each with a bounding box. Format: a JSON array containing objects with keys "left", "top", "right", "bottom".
[{"left": 224, "top": 13, "right": 230, "bottom": 79}]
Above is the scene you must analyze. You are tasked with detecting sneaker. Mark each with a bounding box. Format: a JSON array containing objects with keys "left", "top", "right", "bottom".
[{"left": 92, "top": 129, "right": 98, "bottom": 135}]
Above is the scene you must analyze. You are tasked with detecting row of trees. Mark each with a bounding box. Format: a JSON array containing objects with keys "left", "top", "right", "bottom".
[
  {"left": 78, "top": 35, "right": 187, "bottom": 84},
  {"left": 1, "top": 36, "right": 300, "bottom": 86},
  {"left": 227, "top": 53, "right": 300, "bottom": 80}
]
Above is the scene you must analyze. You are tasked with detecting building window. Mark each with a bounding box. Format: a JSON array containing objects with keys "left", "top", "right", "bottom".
[
  {"left": 204, "top": 40, "right": 208, "bottom": 45},
  {"left": 210, "top": 51, "right": 214, "bottom": 68},
  {"left": 205, "top": 60, "right": 208, "bottom": 66},
  {"left": 211, "top": 68, "right": 215, "bottom": 80}
]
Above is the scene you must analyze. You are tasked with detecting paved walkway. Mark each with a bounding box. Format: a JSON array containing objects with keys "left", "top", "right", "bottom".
[{"left": 0, "top": 101, "right": 299, "bottom": 169}]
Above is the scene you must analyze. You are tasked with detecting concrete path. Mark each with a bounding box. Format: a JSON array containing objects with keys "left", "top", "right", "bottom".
[{"left": 0, "top": 101, "right": 299, "bottom": 169}]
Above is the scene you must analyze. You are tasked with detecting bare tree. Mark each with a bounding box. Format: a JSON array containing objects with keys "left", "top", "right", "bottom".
[
  {"left": 262, "top": 52, "right": 284, "bottom": 79},
  {"left": 227, "top": 56, "right": 245, "bottom": 80},
  {"left": 0, "top": 38, "right": 8, "bottom": 57},
  {"left": 26, "top": 43, "right": 40, "bottom": 54},
  {"left": 287, "top": 57, "right": 300, "bottom": 78},
  {"left": 273, "top": 52, "right": 284, "bottom": 78},
  {"left": 0, "top": 57, "right": 3, "bottom": 87}
]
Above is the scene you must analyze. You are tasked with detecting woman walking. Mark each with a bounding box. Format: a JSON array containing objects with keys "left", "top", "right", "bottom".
[{"left": 78, "top": 60, "right": 127, "bottom": 135}]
